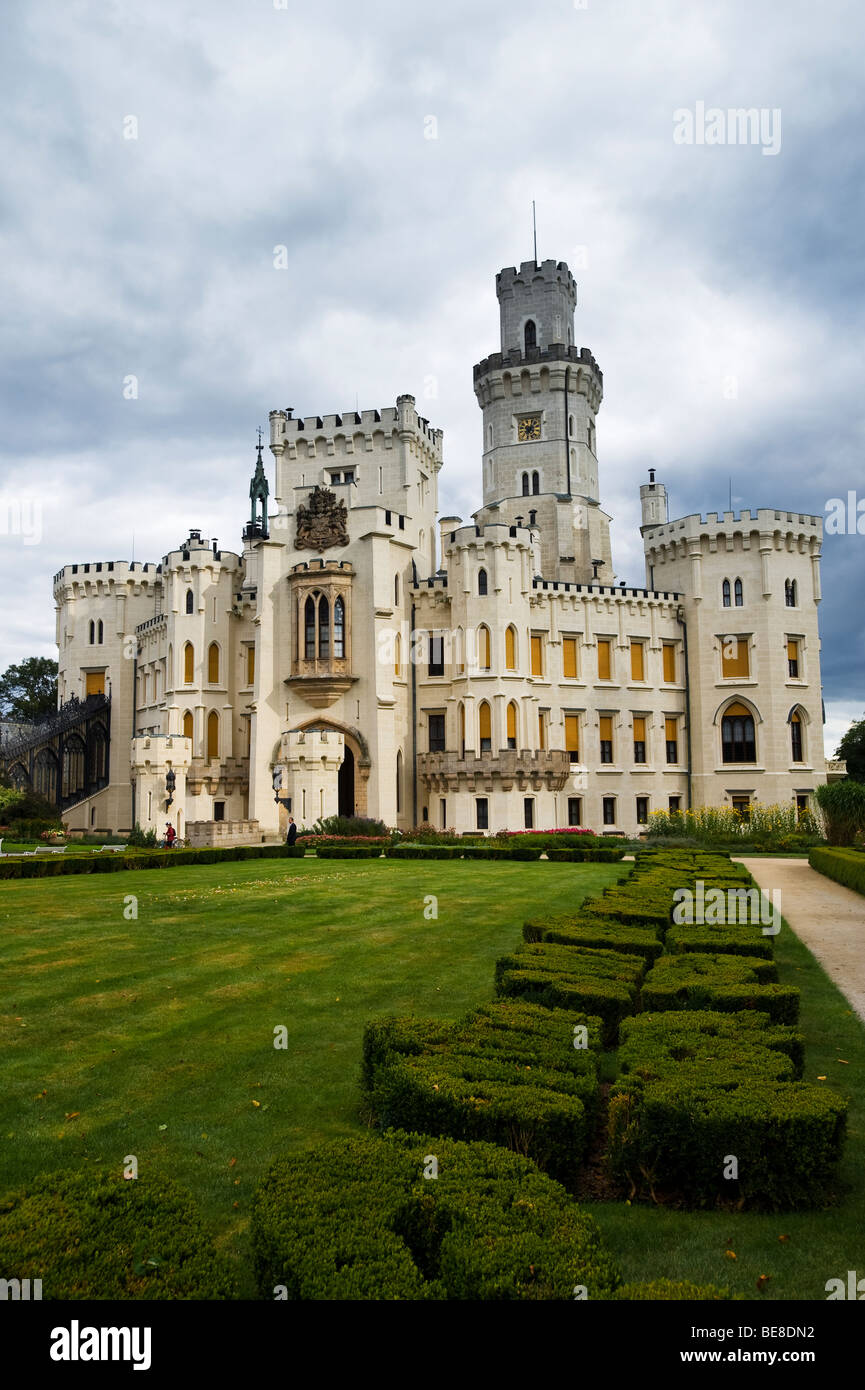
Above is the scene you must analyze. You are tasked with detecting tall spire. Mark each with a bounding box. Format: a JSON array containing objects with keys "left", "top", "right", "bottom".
[{"left": 246, "top": 426, "right": 270, "bottom": 541}]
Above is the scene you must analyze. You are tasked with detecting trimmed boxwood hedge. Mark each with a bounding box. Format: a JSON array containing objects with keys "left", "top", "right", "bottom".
[
  {"left": 809, "top": 846, "right": 865, "bottom": 897},
  {"left": 609, "top": 1011, "right": 846, "bottom": 1208},
  {"left": 545, "top": 847, "right": 627, "bottom": 862},
  {"left": 524, "top": 914, "right": 664, "bottom": 963},
  {"left": 494, "top": 942, "right": 646, "bottom": 1046},
  {"left": 316, "top": 845, "right": 382, "bottom": 858},
  {"left": 250, "top": 1131, "right": 621, "bottom": 1300},
  {"left": 0, "top": 842, "right": 305, "bottom": 879},
  {"left": 641, "top": 952, "right": 800, "bottom": 1025},
  {"left": 0, "top": 1170, "right": 237, "bottom": 1299},
  {"left": 363, "top": 1000, "right": 604, "bottom": 1186},
  {"left": 386, "top": 844, "right": 463, "bottom": 860},
  {"left": 665, "top": 923, "right": 774, "bottom": 959}
]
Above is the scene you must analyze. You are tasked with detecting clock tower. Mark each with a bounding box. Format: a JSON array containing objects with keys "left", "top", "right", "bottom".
[{"left": 473, "top": 258, "right": 613, "bottom": 584}]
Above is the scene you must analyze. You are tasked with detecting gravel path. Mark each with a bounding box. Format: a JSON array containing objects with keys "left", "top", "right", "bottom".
[{"left": 736, "top": 856, "right": 865, "bottom": 1023}]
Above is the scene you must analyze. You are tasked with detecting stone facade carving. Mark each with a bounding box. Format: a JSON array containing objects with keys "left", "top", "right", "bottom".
[{"left": 295, "top": 486, "right": 348, "bottom": 551}]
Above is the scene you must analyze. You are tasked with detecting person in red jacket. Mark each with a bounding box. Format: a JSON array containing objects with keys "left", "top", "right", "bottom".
[{"left": 164, "top": 823, "right": 176, "bottom": 848}]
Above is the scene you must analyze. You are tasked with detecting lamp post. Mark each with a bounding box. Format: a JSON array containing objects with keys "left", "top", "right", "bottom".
[
  {"left": 165, "top": 768, "right": 176, "bottom": 808},
  {"left": 272, "top": 767, "right": 291, "bottom": 810}
]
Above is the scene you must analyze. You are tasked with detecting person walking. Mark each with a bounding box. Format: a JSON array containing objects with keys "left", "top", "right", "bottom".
[
  {"left": 164, "top": 822, "right": 176, "bottom": 849},
  {"left": 286, "top": 816, "right": 297, "bottom": 847}
]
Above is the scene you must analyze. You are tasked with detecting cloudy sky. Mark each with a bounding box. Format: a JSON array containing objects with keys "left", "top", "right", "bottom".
[{"left": 1, "top": 0, "right": 862, "bottom": 755}]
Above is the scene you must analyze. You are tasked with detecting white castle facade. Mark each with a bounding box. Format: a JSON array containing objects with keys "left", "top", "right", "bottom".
[{"left": 52, "top": 258, "right": 828, "bottom": 840}]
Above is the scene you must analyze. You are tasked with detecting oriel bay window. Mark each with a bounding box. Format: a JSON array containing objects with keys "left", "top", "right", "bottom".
[
  {"left": 295, "top": 583, "right": 351, "bottom": 672},
  {"left": 722, "top": 702, "right": 756, "bottom": 763},
  {"left": 633, "top": 716, "right": 646, "bottom": 764},
  {"left": 599, "top": 715, "right": 613, "bottom": 764},
  {"left": 665, "top": 717, "right": 679, "bottom": 764}
]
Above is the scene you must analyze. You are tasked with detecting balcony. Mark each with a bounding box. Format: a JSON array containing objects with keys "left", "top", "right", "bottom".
[
  {"left": 284, "top": 657, "right": 356, "bottom": 709},
  {"left": 418, "top": 748, "right": 570, "bottom": 792}
]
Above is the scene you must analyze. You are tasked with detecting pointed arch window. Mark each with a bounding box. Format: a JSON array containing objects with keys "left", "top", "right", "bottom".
[
  {"left": 97, "top": 620, "right": 104, "bottom": 644},
  {"left": 478, "top": 567, "right": 488, "bottom": 596},
  {"left": 207, "top": 642, "right": 220, "bottom": 683},
  {"left": 186, "top": 588, "right": 194, "bottom": 614},
  {"left": 790, "top": 709, "right": 804, "bottom": 762},
  {"left": 304, "top": 597, "right": 316, "bottom": 659},
  {"left": 479, "top": 701, "right": 492, "bottom": 753},
  {"left": 722, "top": 578, "right": 731, "bottom": 608},
  {"left": 89, "top": 620, "right": 95, "bottom": 644},
  {"left": 734, "top": 577, "right": 743, "bottom": 607},
  {"left": 396, "top": 749, "right": 403, "bottom": 814},
  {"left": 318, "top": 596, "right": 330, "bottom": 658},
  {"left": 394, "top": 631, "right": 402, "bottom": 677},
  {"left": 183, "top": 642, "right": 194, "bottom": 684},
  {"left": 721, "top": 702, "right": 756, "bottom": 763},
  {"left": 182, "top": 710, "right": 193, "bottom": 743},
  {"left": 505, "top": 625, "right": 517, "bottom": 671},
  {"left": 785, "top": 578, "right": 798, "bottom": 607},
  {"left": 522, "top": 472, "right": 530, "bottom": 496},
  {"left": 459, "top": 701, "right": 466, "bottom": 756},
  {"left": 394, "top": 573, "right": 400, "bottom": 605},
  {"left": 478, "top": 625, "right": 491, "bottom": 670},
  {"left": 506, "top": 700, "right": 518, "bottom": 749},
  {"left": 334, "top": 596, "right": 345, "bottom": 658},
  {"left": 206, "top": 710, "right": 219, "bottom": 760},
  {"left": 524, "top": 319, "right": 536, "bottom": 351},
  {"left": 532, "top": 471, "right": 540, "bottom": 495}
]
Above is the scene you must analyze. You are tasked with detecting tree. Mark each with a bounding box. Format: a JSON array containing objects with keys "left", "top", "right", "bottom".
[
  {"left": 835, "top": 715, "right": 865, "bottom": 784},
  {"left": 814, "top": 780, "right": 865, "bottom": 846},
  {"left": 0, "top": 657, "right": 58, "bottom": 723}
]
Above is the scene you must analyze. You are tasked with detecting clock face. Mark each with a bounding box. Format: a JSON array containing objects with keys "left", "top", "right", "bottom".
[{"left": 518, "top": 415, "right": 541, "bottom": 442}]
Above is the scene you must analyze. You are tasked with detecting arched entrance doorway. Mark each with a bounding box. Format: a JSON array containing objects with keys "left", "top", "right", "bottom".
[{"left": 338, "top": 745, "right": 355, "bottom": 817}]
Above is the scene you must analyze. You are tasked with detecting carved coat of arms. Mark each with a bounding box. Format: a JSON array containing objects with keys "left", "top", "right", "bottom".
[{"left": 295, "top": 486, "right": 349, "bottom": 551}]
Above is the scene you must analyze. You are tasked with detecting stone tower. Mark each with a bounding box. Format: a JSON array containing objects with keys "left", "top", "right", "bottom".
[{"left": 472, "top": 259, "right": 613, "bottom": 584}]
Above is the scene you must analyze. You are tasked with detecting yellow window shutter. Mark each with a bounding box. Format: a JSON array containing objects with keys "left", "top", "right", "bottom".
[
  {"left": 665, "top": 717, "right": 678, "bottom": 741},
  {"left": 633, "top": 716, "right": 646, "bottom": 742},
  {"left": 531, "top": 635, "right": 543, "bottom": 675},
  {"left": 630, "top": 642, "right": 644, "bottom": 681},
  {"left": 565, "top": 715, "right": 579, "bottom": 753},
  {"left": 599, "top": 716, "right": 612, "bottom": 740},
  {"left": 479, "top": 702, "right": 491, "bottom": 740},
  {"left": 597, "top": 640, "right": 611, "bottom": 680},
  {"left": 247, "top": 645, "right": 255, "bottom": 685},
  {"left": 507, "top": 702, "right": 517, "bottom": 741},
  {"left": 184, "top": 643, "right": 194, "bottom": 684},
  {"left": 787, "top": 639, "right": 798, "bottom": 662},
  {"left": 505, "top": 627, "right": 516, "bottom": 670},
  {"left": 481, "top": 627, "right": 491, "bottom": 669},
  {"left": 182, "top": 711, "right": 193, "bottom": 741},
  {"left": 207, "top": 710, "right": 219, "bottom": 758},
  {"left": 459, "top": 704, "right": 466, "bottom": 740},
  {"left": 85, "top": 672, "right": 105, "bottom": 696},
  {"left": 208, "top": 643, "right": 219, "bottom": 683},
  {"left": 563, "top": 638, "right": 577, "bottom": 678},
  {"left": 662, "top": 644, "right": 676, "bottom": 682},
  {"left": 721, "top": 638, "right": 750, "bottom": 678}
]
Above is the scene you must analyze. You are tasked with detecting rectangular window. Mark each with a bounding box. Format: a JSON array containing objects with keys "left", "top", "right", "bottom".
[
  {"left": 428, "top": 633, "right": 444, "bottom": 677},
  {"left": 524, "top": 798, "right": 534, "bottom": 829},
  {"left": 567, "top": 797, "right": 582, "bottom": 826},
  {"left": 85, "top": 672, "right": 105, "bottom": 697},
  {"left": 668, "top": 795, "right": 681, "bottom": 814},
  {"left": 343, "top": 470, "right": 354, "bottom": 484},
  {"left": 538, "top": 711, "right": 546, "bottom": 750},
  {"left": 732, "top": 795, "right": 751, "bottom": 822},
  {"left": 247, "top": 645, "right": 255, "bottom": 686},
  {"left": 665, "top": 717, "right": 678, "bottom": 764},
  {"left": 796, "top": 794, "right": 809, "bottom": 818},
  {"left": 597, "top": 640, "right": 611, "bottom": 681},
  {"left": 563, "top": 637, "right": 578, "bottom": 679},
  {"left": 214, "top": 801, "right": 225, "bottom": 822},
  {"left": 427, "top": 713, "right": 446, "bottom": 752},
  {"left": 440, "top": 798, "right": 447, "bottom": 828},
  {"left": 530, "top": 634, "right": 543, "bottom": 676},
  {"left": 721, "top": 637, "right": 750, "bottom": 678},
  {"left": 630, "top": 641, "right": 645, "bottom": 682},
  {"left": 662, "top": 643, "right": 676, "bottom": 683},
  {"left": 565, "top": 714, "right": 580, "bottom": 763},
  {"left": 787, "top": 639, "right": 800, "bottom": 679},
  {"left": 633, "top": 716, "right": 646, "bottom": 764},
  {"left": 636, "top": 797, "right": 649, "bottom": 825},
  {"left": 476, "top": 797, "right": 489, "bottom": 831},
  {"left": 602, "top": 797, "right": 616, "bottom": 826},
  {"left": 599, "top": 715, "right": 613, "bottom": 764}
]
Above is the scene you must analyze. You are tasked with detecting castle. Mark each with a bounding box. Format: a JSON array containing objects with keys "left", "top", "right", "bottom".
[{"left": 47, "top": 257, "right": 828, "bottom": 841}]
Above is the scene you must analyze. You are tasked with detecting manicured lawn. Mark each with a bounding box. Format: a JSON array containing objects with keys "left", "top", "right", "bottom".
[
  {"left": 0, "top": 856, "right": 621, "bottom": 1293},
  {"left": 583, "top": 907, "right": 865, "bottom": 1301}
]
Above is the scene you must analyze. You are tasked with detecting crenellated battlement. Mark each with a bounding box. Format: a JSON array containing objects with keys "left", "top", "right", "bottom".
[
  {"left": 269, "top": 396, "right": 443, "bottom": 454},
  {"left": 496, "top": 259, "right": 577, "bottom": 299},
  {"left": 644, "top": 508, "right": 822, "bottom": 554},
  {"left": 53, "top": 559, "right": 162, "bottom": 596},
  {"left": 473, "top": 342, "right": 602, "bottom": 386}
]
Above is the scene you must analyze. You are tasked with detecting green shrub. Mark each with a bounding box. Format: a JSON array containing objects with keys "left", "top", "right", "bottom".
[
  {"left": 494, "top": 942, "right": 645, "bottom": 1046},
  {"left": 250, "top": 1132, "right": 621, "bottom": 1300},
  {"left": 128, "top": 823, "right": 158, "bottom": 848},
  {"left": 524, "top": 914, "right": 664, "bottom": 963},
  {"left": 316, "top": 846, "right": 382, "bottom": 858},
  {"left": 545, "top": 847, "right": 627, "bottom": 862},
  {"left": 665, "top": 923, "right": 774, "bottom": 959},
  {"left": 386, "top": 844, "right": 462, "bottom": 860},
  {"left": 310, "top": 814, "right": 391, "bottom": 838},
  {"left": 641, "top": 952, "right": 800, "bottom": 1025},
  {"left": 609, "top": 1012, "right": 846, "bottom": 1208},
  {"left": 809, "top": 846, "right": 865, "bottom": 896},
  {"left": 0, "top": 1170, "right": 237, "bottom": 1299},
  {"left": 814, "top": 781, "right": 865, "bottom": 846}
]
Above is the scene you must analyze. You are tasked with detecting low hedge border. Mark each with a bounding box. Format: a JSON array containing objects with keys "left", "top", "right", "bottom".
[
  {"left": 363, "top": 1001, "right": 604, "bottom": 1186},
  {"left": 640, "top": 952, "right": 800, "bottom": 1026},
  {"left": 250, "top": 1131, "right": 621, "bottom": 1300},
  {"left": 809, "top": 846, "right": 865, "bottom": 897},
  {"left": 494, "top": 942, "right": 646, "bottom": 1046},
  {"left": 316, "top": 846, "right": 382, "bottom": 858},
  {"left": 609, "top": 1011, "right": 845, "bottom": 1208},
  {"left": 0, "top": 1170, "right": 237, "bottom": 1299},
  {"left": 0, "top": 842, "right": 305, "bottom": 878},
  {"left": 545, "top": 847, "right": 627, "bottom": 862},
  {"left": 524, "top": 914, "right": 664, "bottom": 963}
]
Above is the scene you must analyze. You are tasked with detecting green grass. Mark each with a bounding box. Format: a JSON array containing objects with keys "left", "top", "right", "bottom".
[
  {"left": 0, "top": 856, "right": 620, "bottom": 1294},
  {"left": 583, "top": 909, "right": 865, "bottom": 1301}
]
